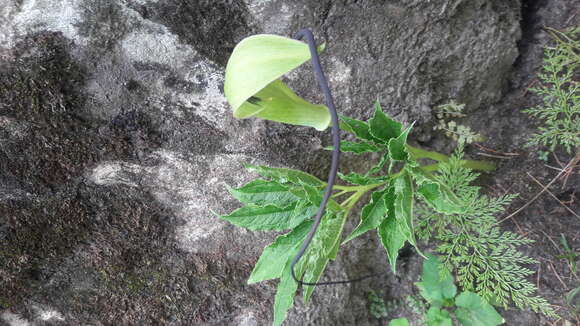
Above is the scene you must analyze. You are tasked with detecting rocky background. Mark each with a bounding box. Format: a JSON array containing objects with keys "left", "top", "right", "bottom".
[{"left": 0, "top": 0, "right": 577, "bottom": 325}]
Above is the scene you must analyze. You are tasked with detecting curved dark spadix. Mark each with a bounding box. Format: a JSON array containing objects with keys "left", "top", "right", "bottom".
[{"left": 290, "top": 29, "right": 377, "bottom": 287}]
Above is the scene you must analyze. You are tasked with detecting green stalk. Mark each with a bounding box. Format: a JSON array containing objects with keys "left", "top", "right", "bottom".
[
  {"left": 421, "top": 159, "right": 495, "bottom": 172},
  {"left": 331, "top": 189, "right": 349, "bottom": 198},
  {"left": 406, "top": 145, "right": 450, "bottom": 162},
  {"left": 340, "top": 192, "right": 360, "bottom": 208},
  {"left": 332, "top": 182, "right": 386, "bottom": 192},
  {"left": 459, "top": 159, "right": 496, "bottom": 171},
  {"left": 407, "top": 145, "right": 495, "bottom": 171},
  {"left": 336, "top": 182, "right": 385, "bottom": 210}
]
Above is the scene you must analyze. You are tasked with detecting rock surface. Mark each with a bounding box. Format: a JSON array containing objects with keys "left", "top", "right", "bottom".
[{"left": 0, "top": 0, "right": 524, "bottom": 325}]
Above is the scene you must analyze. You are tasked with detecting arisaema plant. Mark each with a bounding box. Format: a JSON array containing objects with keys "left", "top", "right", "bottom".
[{"left": 219, "top": 30, "right": 552, "bottom": 326}]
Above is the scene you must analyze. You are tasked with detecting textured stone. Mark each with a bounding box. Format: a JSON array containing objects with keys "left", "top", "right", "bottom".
[{"left": 0, "top": 0, "right": 524, "bottom": 325}]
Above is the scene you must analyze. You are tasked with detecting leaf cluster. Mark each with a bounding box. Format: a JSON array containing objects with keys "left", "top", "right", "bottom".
[
  {"left": 332, "top": 102, "right": 466, "bottom": 269},
  {"left": 220, "top": 164, "right": 345, "bottom": 325},
  {"left": 220, "top": 101, "right": 556, "bottom": 325},
  {"left": 220, "top": 102, "right": 465, "bottom": 325},
  {"left": 391, "top": 255, "right": 505, "bottom": 326},
  {"left": 524, "top": 26, "right": 580, "bottom": 154},
  {"left": 416, "top": 146, "right": 557, "bottom": 318}
]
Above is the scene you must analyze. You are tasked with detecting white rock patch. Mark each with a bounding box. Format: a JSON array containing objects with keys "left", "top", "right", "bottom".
[
  {"left": 0, "top": 312, "right": 30, "bottom": 326},
  {"left": 89, "top": 150, "right": 262, "bottom": 253},
  {"left": 12, "top": 0, "right": 86, "bottom": 45},
  {"left": 120, "top": 31, "right": 192, "bottom": 69},
  {"left": 1, "top": 306, "right": 65, "bottom": 325},
  {"left": 34, "top": 307, "right": 64, "bottom": 322}
]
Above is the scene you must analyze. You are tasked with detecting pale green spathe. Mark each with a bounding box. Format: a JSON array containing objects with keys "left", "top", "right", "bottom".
[{"left": 224, "top": 34, "right": 330, "bottom": 131}]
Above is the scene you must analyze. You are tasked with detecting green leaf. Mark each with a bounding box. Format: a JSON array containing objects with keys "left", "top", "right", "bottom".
[
  {"left": 338, "top": 172, "right": 373, "bottom": 185},
  {"left": 565, "top": 286, "right": 580, "bottom": 307},
  {"left": 343, "top": 188, "right": 389, "bottom": 243},
  {"left": 290, "top": 184, "right": 342, "bottom": 213},
  {"left": 393, "top": 173, "right": 418, "bottom": 248},
  {"left": 388, "top": 124, "right": 413, "bottom": 161},
  {"left": 367, "top": 153, "right": 390, "bottom": 175},
  {"left": 292, "top": 200, "right": 319, "bottom": 223},
  {"left": 339, "top": 115, "right": 378, "bottom": 142},
  {"left": 416, "top": 254, "right": 457, "bottom": 307},
  {"left": 403, "top": 163, "right": 431, "bottom": 183},
  {"left": 228, "top": 179, "right": 299, "bottom": 207},
  {"left": 325, "top": 140, "right": 382, "bottom": 154},
  {"left": 406, "top": 166, "right": 465, "bottom": 214},
  {"left": 328, "top": 235, "right": 341, "bottom": 260},
  {"left": 455, "top": 292, "right": 505, "bottom": 326},
  {"left": 426, "top": 307, "right": 453, "bottom": 326},
  {"left": 378, "top": 216, "right": 406, "bottom": 273},
  {"left": 244, "top": 163, "right": 324, "bottom": 186},
  {"left": 248, "top": 220, "right": 313, "bottom": 284},
  {"left": 417, "top": 182, "right": 464, "bottom": 214},
  {"left": 388, "top": 318, "right": 409, "bottom": 326},
  {"left": 273, "top": 249, "right": 305, "bottom": 326},
  {"left": 338, "top": 172, "right": 389, "bottom": 186},
  {"left": 369, "top": 101, "right": 403, "bottom": 143},
  {"left": 378, "top": 188, "right": 406, "bottom": 273},
  {"left": 301, "top": 183, "right": 323, "bottom": 206},
  {"left": 225, "top": 35, "right": 330, "bottom": 130},
  {"left": 302, "top": 212, "right": 347, "bottom": 302},
  {"left": 220, "top": 201, "right": 314, "bottom": 230}
]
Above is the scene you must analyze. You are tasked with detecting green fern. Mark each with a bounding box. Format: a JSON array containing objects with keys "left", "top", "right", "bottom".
[
  {"left": 416, "top": 144, "right": 557, "bottom": 318},
  {"left": 434, "top": 101, "right": 484, "bottom": 144},
  {"left": 524, "top": 26, "right": 580, "bottom": 154}
]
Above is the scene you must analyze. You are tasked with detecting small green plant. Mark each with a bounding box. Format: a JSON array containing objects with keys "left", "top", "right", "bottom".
[
  {"left": 406, "top": 294, "right": 428, "bottom": 315},
  {"left": 368, "top": 290, "right": 389, "bottom": 319},
  {"left": 434, "top": 101, "right": 484, "bottom": 144},
  {"left": 523, "top": 26, "right": 579, "bottom": 154},
  {"left": 368, "top": 290, "right": 399, "bottom": 320},
  {"left": 391, "top": 255, "right": 504, "bottom": 326},
  {"left": 556, "top": 234, "right": 579, "bottom": 275},
  {"left": 565, "top": 286, "right": 580, "bottom": 315},
  {"left": 219, "top": 101, "right": 496, "bottom": 325},
  {"left": 416, "top": 145, "right": 557, "bottom": 318},
  {"left": 537, "top": 150, "right": 550, "bottom": 162}
]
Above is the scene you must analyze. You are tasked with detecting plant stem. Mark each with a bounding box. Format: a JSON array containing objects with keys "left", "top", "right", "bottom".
[
  {"left": 340, "top": 192, "right": 359, "bottom": 208},
  {"left": 459, "top": 159, "right": 496, "bottom": 171},
  {"left": 344, "top": 191, "right": 365, "bottom": 210},
  {"left": 330, "top": 145, "right": 494, "bottom": 212},
  {"left": 332, "top": 183, "right": 385, "bottom": 192},
  {"left": 421, "top": 159, "right": 496, "bottom": 172},
  {"left": 407, "top": 145, "right": 450, "bottom": 162},
  {"left": 337, "top": 182, "right": 386, "bottom": 211},
  {"left": 407, "top": 145, "right": 495, "bottom": 171},
  {"left": 331, "top": 189, "right": 349, "bottom": 198}
]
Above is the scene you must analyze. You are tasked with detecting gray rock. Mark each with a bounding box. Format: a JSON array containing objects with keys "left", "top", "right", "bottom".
[
  {"left": 247, "top": 0, "right": 521, "bottom": 140},
  {"left": 0, "top": 0, "right": 521, "bottom": 325}
]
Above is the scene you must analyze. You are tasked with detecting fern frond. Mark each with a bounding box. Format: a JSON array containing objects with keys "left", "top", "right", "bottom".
[
  {"left": 434, "top": 101, "right": 485, "bottom": 144},
  {"left": 416, "top": 146, "right": 558, "bottom": 318},
  {"left": 524, "top": 27, "right": 580, "bottom": 154}
]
